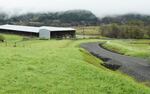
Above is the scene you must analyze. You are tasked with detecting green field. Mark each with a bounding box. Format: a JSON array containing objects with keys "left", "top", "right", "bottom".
[
  {"left": 102, "top": 39, "right": 150, "bottom": 59},
  {"left": 0, "top": 34, "right": 150, "bottom": 94},
  {"left": 75, "top": 26, "right": 101, "bottom": 35}
]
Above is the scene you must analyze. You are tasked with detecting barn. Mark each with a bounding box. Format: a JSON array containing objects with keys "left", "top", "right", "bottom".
[{"left": 0, "top": 24, "right": 76, "bottom": 39}]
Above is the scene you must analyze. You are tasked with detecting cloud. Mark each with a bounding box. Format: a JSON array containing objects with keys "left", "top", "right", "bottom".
[{"left": 0, "top": 0, "right": 150, "bottom": 17}]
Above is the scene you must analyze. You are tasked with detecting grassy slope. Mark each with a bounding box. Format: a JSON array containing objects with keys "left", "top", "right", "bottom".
[
  {"left": 0, "top": 35, "right": 150, "bottom": 94},
  {"left": 102, "top": 40, "right": 150, "bottom": 59}
]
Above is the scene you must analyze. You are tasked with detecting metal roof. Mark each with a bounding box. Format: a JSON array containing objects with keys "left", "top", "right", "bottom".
[
  {"left": 0, "top": 25, "right": 39, "bottom": 33},
  {"left": 0, "top": 24, "right": 75, "bottom": 33},
  {"left": 40, "top": 26, "right": 75, "bottom": 31}
]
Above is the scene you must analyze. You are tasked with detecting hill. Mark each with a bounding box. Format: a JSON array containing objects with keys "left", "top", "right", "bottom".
[
  {"left": 0, "top": 10, "right": 98, "bottom": 26},
  {"left": 1, "top": 10, "right": 150, "bottom": 27},
  {"left": 100, "top": 14, "right": 150, "bottom": 25}
]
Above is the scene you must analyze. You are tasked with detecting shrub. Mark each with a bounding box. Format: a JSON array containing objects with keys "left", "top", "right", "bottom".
[
  {"left": 0, "top": 35, "right": 5, "bottom": 42},
  {"left": 22, "top": 37, "right": 31, "bottom": 41}
]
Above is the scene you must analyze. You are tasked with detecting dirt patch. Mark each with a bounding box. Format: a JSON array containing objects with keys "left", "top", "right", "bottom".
[
  {"left": 90, "top": 52, "right": 110, "bottom": 62},
  {"left": 101, "top": 63, "right": 121, "bottom": 71},
  {"left": 90, "top": 52, "right": 121, "bottom": 71}
]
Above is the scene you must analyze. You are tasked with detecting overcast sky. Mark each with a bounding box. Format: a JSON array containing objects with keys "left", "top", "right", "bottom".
[{"left": 0, "top": 0, "right": 150, "bottom": 17}]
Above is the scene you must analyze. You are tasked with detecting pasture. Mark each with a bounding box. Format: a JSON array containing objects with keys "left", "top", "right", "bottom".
[
  {"left": 102, "top": 39, "right": 150, "bottom": 59},
  {"left": 0, "top": 34, "right": 149, "bottom": 94}
]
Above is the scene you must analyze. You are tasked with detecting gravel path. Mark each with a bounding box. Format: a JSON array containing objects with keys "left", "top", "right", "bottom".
[{"left": 81, "top": 42, "right": 150, "bottom": 82}]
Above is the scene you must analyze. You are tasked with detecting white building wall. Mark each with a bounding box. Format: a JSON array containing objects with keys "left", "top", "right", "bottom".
[{"left": 39, "top": 29, "right": 50, "bottom": 39}]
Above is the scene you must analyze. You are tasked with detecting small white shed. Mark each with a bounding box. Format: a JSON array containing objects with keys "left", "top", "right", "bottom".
[{"left": 39, "top": 29, "right": 50, "bottom": 39}]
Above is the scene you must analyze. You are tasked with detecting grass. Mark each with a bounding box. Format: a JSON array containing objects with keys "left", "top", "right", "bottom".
[
  {"left": 102, "top": 39, "right": 150, "bottom": 59},
  {"left": 75, "top": 26, "right": 101, "bottom": 35},
  {"left": 0, "top": 34, "right": 150, "bottom": 94}
]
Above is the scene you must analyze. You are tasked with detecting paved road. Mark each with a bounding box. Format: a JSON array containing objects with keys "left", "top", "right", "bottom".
[{"left": 81, "top": 42, "right": 150, "bottom": 82}]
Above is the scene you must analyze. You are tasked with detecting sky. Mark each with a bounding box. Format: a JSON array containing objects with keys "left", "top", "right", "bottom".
[{"left": 0, "top": 0, "right": 150, "bottom": 17}]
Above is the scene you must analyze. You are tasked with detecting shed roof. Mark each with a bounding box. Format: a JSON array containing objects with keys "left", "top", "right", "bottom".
[
  {"left": 0, "top": 24, "right": 75, "bottom": 33},
  {"left": 0, "top": 24, "right": 39, "bottom": 33},
  {"left": 40, "top": 26, "right": 75, "bottom": 31}
]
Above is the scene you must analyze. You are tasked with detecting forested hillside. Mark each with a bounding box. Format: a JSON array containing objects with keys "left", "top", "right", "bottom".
[
  {"left": 0, "top": 10, "right": 98, "bottom": 26},
  {"left": 100, "top": 14, "right": 150, "bottom": 25},
  {"left": 0, "top": 10, "right": 150, "bottom": 27}
]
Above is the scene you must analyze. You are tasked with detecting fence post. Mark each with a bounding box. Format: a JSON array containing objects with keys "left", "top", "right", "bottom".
[{"left": 14, "top": 42, "right": 17, "bottom": 47}]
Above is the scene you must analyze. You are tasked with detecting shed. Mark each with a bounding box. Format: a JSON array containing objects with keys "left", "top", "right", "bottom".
[
  {"left": 39, "top": 29, "right": 50, "bottom": 39},
  {"left": 0, "top": 24, "right": 76, "bottom": 39}
]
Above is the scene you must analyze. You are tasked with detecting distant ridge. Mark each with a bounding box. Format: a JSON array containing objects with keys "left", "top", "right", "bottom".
[
  {"left": 0, "top": 10, "right": 98, "bottom": 26},
  {"left": 0, "top": 10, "right": 150, "bottom": 26}
]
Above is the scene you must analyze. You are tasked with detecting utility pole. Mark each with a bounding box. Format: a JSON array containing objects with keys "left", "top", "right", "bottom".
[{"left": 82, "top": 26, "right": 85, "bottom": 39}]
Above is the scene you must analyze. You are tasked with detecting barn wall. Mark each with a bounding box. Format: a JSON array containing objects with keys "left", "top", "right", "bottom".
[{"left": 0, "top": 29, "right": 39, "bottom": 37}]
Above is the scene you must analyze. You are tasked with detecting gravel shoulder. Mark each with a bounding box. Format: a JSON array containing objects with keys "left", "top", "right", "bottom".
[{"left": 81, "top": 42, "right": 150, "bottom": 82}]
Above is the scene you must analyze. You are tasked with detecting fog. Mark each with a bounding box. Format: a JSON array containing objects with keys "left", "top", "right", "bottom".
[{"left": 0, "top": 0, "right": 150, "bottom": 17}]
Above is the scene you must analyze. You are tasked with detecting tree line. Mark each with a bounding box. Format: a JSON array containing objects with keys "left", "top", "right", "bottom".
[{"left": 101, "top": 24, "right": 150, "bottom": 39}]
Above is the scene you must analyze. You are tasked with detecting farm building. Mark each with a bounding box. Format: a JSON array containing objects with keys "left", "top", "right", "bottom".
[{"left": 0, "top": 24, "right": 76, "bottom": 39}]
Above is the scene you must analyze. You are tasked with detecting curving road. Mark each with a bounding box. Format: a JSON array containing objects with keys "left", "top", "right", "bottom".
[{"left": 81, "top": 42, "right": 150, "bottom": 82}]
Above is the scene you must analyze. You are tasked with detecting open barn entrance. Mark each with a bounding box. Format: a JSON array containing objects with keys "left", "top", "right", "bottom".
[{"left": 50, "top": 31, "right": 75, "bottom": 39}]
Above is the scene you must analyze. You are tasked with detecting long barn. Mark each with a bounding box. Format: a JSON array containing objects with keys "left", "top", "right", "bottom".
[{"left": 0, "top": 24, "right": 76, "bottom": 39}]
